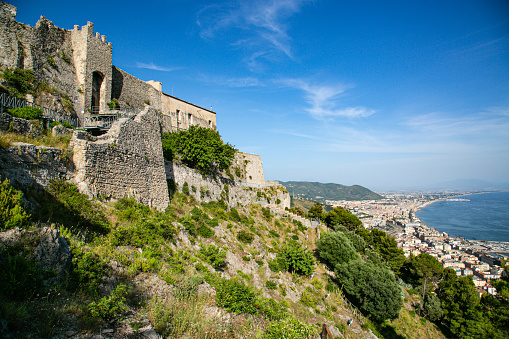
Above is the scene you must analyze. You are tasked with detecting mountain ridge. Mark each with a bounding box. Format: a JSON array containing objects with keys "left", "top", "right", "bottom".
[{"left": 278, "top": 181, "right": 384, "bottom": 202}]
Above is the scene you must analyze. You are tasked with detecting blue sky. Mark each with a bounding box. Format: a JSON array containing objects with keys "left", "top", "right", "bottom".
[{"left": 11, "top": 0, "right": 509, "bottom": 190}]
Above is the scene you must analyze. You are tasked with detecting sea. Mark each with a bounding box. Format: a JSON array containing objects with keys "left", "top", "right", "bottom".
[{"left": 415, "top": 191, "right": 509, "bottom": 243}]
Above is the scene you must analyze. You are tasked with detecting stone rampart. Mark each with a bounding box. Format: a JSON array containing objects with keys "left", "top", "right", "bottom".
[
  {"left": 112, "top": 66, "right": 162, "bottom": 111},
  {"left": 167, "top": 160, "right": 290, "bottom": 210},
  {"left": 233, "top": 152, "right": 265, "bottom": 185},
  {"left": 71, "top": 107, "right": 171, "bottom": 210}
]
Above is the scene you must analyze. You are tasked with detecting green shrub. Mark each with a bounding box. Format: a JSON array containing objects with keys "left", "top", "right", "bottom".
[
  {"left": 0, "top": 250, "right": 43, "bottom": 300},
  {"left": 215, "top": 278, "right": 257, "bottom": 315},
  {"left": 49, "top": 121, "right": 75, "bottom": 129},
  {"left": 107, "top": 98, "right": 120, "bottom": 110},
  {"left": 0, "top": 178, "right": 31, "bottom": 230},
  {"left": 38, "top": 180, "right": 109, "bottom": 235},
  {"left": 88, "top": 284, "right": 129, "bottom": 320},
  {"left": 262, "top": 207, "right": 272, "bottom": 220},
  {"left": 161, "top": 125, "right": 237, "bottom": 175},
  {"left": 266, "top": 280, "right": 277, "bottom": 290},
  {"left": 316, "top": 231, "right": 360, "bottom": 270},
  {"left": 269, "top": 230, "right": 280, "bottom": 238},
  {"left": 256, "top": 297, "right": 287, "bottom": 320},
  {"left": 173, "top": 275, "right": 204, "bottom": 300},
  {"left": 276, "top": 241, "right": 314, "bottom": 276},
  {"left": 71, "top": 248, "right": 107, "bottom": 294},
  {"left": 237, "top": 230, "right": 254, "bottom": 243},
  {"left": 46, "top": 56, "right": 56, "bottom": 67},
  {"left": 335, "top": 260, "right": 402, "bottom": 322},
  {"left": 61, "top": 51, "right": 71, "bottom": 64},
  {"left": 196, "top": 224, "right": 214, "bottom": 238},
  {"left": 263, "top": 317, "right": 316, "bottom": 339},
  {"left": 8, "top": 107, "right": 43, "bottom": 120},
  {"left": 198, "top": 244, "right": 226, "bottom": 270},
  {"left": 182, "top": 182, "right": 190, "bottom": 195},
  {"left": 2, "top": 68, "right": 35, "bottom": 96},
  {"left": 300, "top": 290, "right": 317, "bottom": 308}
]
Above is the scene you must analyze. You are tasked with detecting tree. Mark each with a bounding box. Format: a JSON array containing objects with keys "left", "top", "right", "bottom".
[
  {"left": 436, "top": 269, "right": 494, "bottom": 338},
  {"left": 335, "top": 260, "right": 403, "bottom": 322},
  {"left": 365, "top": 229, "right": 406, "bottom": 274},
  {"left": 324, "top": 206, "right": 362, "bottom": 231},
  {"left": 161, "top": 125, "right": 237, "bottom": 175},
  {"left": 316, "top": 231, "right": 360, "bottom": 270},
  {"left": 405, "top": 253, "right": 443, "bottom": 300},
  {"left": 277, "top": 241, "right": 314, "bottom": 276},
  {"left": 421, "top": 294, "right": 443, "bottom": 322},
  {"left": 307, "top": 202, "right": 324, "bottom": 220}
]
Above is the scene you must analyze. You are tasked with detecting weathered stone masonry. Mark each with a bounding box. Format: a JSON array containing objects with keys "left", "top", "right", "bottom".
[{"left": 71, "top": 108, "right": 171, "bottom": 210}]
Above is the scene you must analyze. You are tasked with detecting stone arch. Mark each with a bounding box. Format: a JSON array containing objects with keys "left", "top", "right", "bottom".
[{"left": 91, "top": 71, "right": 104, "bottom": 114}]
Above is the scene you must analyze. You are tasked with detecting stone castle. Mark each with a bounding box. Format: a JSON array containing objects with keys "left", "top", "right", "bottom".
[{"left": 0, "top": 1, "right": 291, "bottom": 211}]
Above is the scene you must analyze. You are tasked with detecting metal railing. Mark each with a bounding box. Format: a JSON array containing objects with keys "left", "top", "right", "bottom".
[
  {"left": 83, "top": 107, "right": 142, "bottom": 129},
  {"left": 0, "top": 92, "right": 79, "bottom": 127}
]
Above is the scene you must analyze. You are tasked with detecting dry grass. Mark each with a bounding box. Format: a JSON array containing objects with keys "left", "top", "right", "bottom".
[
  {"left": 145, "top": 294, "right": 268, "bottom": 339},
  {"left": 0, "top": 130, "right": 72, "bottom": 150}
]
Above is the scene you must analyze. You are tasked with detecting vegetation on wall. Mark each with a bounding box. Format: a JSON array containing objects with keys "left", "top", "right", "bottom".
[
  {"left": 0, "top": 68, "right": 36, "bottom": 98},
  {"left": 161, "top": 125, "right": 237, "bottom": 175}
]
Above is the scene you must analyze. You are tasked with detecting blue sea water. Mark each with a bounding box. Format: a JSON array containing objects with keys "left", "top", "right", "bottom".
[{"left": 415, "top": 192, "right": 509, "bottom": 243}]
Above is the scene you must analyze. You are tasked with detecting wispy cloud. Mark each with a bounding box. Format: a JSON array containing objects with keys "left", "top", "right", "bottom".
[
  {"left": 404, "top": 111, "right": 509, "bottom": 140},
  {"left": 197, "top": 74, "right": 262, "bottom": 88},
  {"left": 197, "top": 0, "right": 311, "bottom": 68},
  {"left": 136, "top": 62, "right": 182, "bottom": 72},
  {"left": 281, "top": 79, "right": 375, "bottom": 119}
]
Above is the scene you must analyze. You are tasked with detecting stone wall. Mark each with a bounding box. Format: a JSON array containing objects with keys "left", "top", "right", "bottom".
[
  {"left": 166, "top": 160, "right": 290, "bottom": 210},
  {"left": 71, "top": 107, "right": 171, "bottom": 210},
  {"left": 111, "top": 66, "right": 162, "bottom": 111},
  {"left": 232, "top": 152, "right": 265, "bottom": 185}
]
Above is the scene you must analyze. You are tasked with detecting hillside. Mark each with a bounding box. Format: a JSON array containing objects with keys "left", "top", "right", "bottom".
[
  {"left": 0, "top": 170, "right": 447, "bottom": 339},
  {"left": 280, "top": 181, "right": 384, "bottom": 202}
]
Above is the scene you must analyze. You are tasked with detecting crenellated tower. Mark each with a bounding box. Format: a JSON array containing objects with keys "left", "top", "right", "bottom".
[{"left": 71, "top": 22, "right": 112, "bottom": 115}]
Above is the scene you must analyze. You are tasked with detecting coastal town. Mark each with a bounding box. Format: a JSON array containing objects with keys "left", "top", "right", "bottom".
[{"left": 326, "top": 193, "right": 509, "bottom": 296}]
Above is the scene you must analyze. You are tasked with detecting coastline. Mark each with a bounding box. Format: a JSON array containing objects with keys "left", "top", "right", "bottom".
[{"left": 415, "top": 191, "right": 509, "bottom": 243}]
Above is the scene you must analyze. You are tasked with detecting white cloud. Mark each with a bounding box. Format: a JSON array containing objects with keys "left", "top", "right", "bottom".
[
  {"left": 197, "top": 74, "right": 262, "bottom": 88},
  {"left": 136, "top": 62, "right": 182, "bottom": 72},
  {"left": 281, "top": 78, "right": 375, "bottom": 119},
  {"left": 197, "top": 0, "right": 311, "bottom": 67}
]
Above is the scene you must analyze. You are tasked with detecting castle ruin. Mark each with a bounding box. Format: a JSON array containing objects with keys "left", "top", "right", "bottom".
[{"left": 0, "top": 1, "right": 290, "bottom": 211}]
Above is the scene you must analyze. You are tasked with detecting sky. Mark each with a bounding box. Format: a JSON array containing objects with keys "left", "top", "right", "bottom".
[{"left": 10, "top": 0, "right": 509, "bottom": 190}]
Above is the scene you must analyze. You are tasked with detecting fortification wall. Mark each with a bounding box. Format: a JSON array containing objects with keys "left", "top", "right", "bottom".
[
  {"left": 233, "top": 152, "right": 265, "bottom": 185},
  {"left": 166, "top": 160, "right": 290, "bottom": 210},
  {"left": 111, "top": 66, "right": 162, "bottom": 111},
  {"left": 71, "top": 108, "right": 171, "bottom": 210}
]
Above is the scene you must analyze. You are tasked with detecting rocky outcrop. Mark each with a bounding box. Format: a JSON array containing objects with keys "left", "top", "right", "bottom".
[
  {"left": 0, "top": 227, "right": 72, "bottom": 285},
  {"left": 0, "top": 141, "right": 73, "bottom": 193},
  {"left": 0, "top": 113, "right": 43, "bottom": 137}
]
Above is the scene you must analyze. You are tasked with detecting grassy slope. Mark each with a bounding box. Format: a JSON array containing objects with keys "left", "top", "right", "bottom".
[{"left": 0, "top": 153, "right": 444, "bottom": 338}]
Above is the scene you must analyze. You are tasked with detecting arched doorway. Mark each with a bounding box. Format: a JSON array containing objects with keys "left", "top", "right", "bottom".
[{"left": 91, "top": 71, "right": 104, "bottom": 114}]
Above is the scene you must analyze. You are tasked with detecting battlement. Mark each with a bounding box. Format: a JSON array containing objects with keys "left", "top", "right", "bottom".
[{"left": 72, "top": 21, "right": 112, "bottom": 48}]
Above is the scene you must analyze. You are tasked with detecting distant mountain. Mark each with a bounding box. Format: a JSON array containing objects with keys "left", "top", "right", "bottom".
[{"left": 278, "top": 181, "right": 384, "bottom": 202}]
